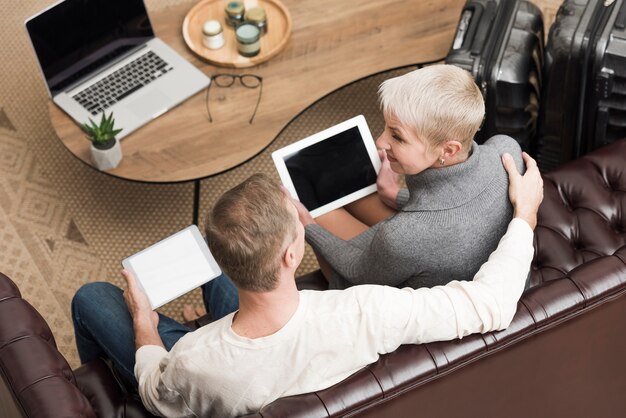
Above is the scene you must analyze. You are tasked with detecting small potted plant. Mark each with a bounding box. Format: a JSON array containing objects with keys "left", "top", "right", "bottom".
[{"left": 82, "top": 112, "right": 123, "bottom": 170}]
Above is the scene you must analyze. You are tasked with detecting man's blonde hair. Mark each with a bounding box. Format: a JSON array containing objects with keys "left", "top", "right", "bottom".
[
  {"left": 205, "top": 174, "right": 297, "bottom": 292},
  {"left": 378, "top": 65, "right": 484, "bottom": 152}
]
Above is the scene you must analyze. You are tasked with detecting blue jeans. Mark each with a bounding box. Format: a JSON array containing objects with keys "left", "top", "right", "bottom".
[{"left": 72, "top": 273, "right": 239, "bottom": 388}]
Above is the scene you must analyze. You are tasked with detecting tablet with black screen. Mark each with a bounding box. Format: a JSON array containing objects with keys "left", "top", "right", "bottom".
[{"left": 272, "top": 115, "right": 381, "bottom": 217}]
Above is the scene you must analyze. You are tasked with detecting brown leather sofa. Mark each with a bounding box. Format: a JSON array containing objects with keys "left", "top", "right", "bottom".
[{"left": 1, "top": 140, "right": 625, "bottom": 418}]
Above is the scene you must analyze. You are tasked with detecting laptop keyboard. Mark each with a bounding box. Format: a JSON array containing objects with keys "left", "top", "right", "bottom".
[{"left": 72, "top": 51, "right": 173, "bottom": 116}]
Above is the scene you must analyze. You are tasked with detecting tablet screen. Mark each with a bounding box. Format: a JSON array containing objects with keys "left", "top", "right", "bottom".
[
  {"left": 122, "top": 226, "right": 222, "bottom": 309},
  {"left": 281, "top": 126, "right": 377, "bottom": 212}
]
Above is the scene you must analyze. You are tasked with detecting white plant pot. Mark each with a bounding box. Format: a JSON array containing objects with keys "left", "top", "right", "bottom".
[{"left": 90, "top": 139, "right": 122, "bottom": 171}]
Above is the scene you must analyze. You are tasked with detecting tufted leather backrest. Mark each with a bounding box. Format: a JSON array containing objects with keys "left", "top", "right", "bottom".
[{"left": 531, "top": 142, "right": 626, "bottom": 286}]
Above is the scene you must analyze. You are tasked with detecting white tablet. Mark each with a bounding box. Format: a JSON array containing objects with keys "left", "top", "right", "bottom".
[
  {"left": 272, "top": 115, "right": 381, "bottom": 218},
  {"left": 122, "top": 225, "right": 222, "bottom": 309}
]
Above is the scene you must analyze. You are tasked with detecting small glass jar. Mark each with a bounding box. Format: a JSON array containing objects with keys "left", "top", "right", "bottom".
[
  {"left": 224, "top": 1, "right": 245, "bottom": 27},
  {"left": 236, "top": 24, "right": 261, "bottom": 57},
  {"left": 202, "top": 20, "right": 225, "bottom": 50},
  {"left": 244, "top": 6, "right": 267, "bottom": 34}
]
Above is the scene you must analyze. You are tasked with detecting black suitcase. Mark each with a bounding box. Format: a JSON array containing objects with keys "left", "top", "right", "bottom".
[
  {"left": 537, "top": 0, "right": 626, "bottom": 171},
  {"left": 445, "top": 0, "right": 544, "bottom": 151}
]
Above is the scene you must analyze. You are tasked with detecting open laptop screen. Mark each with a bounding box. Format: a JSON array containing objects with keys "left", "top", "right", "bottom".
[{"left": 26, "top": 0, "right": 154, "bottom": 95}]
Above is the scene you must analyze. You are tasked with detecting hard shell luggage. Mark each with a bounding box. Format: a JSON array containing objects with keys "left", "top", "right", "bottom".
[
  {"left": 445, "top": 0, "right": 544, "bottom": 151},
  {"left": 537, "top": 0, "right": 626, "bottom": 171}
]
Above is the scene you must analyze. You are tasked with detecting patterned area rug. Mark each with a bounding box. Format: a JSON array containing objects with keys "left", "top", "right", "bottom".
[
  {"left": 1, "top": 0, "right": 560, "bottom": 369},
  {"left": 0, "top": 125, "right": 108, "bottom": 369}
]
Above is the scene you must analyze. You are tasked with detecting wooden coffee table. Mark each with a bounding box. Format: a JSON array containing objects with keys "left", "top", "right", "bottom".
[{"left": 49, "top": 0, "right": 464, "bottom": 223}]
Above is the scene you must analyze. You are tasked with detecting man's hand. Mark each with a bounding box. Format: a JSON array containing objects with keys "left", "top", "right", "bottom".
[
  {"left": 122, "top": 270, "right": 164, "bottom": 349},
  {"left": 502, "top": 152, "right": 544, "bottom": 230},
  {"left": 376, "top": 150, "right": 401, "bottom": 209},
  {"left": 281, "top": 186, "right": 316, "bottom": 226}
]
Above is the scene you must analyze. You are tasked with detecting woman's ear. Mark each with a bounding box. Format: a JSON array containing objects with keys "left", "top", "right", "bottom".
[{"left": 442, "top": 140, "right": 463, "bottom": 159}]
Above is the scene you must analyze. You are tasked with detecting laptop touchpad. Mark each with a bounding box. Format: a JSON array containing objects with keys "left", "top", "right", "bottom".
[{"left": 129, "top": 90, "right": 170, "bottom": 119}]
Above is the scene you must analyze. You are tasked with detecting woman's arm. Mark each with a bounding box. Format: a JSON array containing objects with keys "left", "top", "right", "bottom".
[
  {"left": 305, "top": 221, "right": 417, "bottom": 287},
  {"left": 292, "top": 197, "right": 416, "bottom": 286}
]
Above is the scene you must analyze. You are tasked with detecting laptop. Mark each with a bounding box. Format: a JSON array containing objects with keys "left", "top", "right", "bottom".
[{"left": 25, "top": 0, "right": 210, "bottom": 139}]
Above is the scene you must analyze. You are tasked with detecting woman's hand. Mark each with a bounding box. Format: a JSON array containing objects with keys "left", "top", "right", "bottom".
[
  {"left": 376, "top": 150, "right": 401, "bottom": 209},
  {"left": 281, "top": 186, "right": 316, "bottom": 226},
  {"left": 291, "top": 197, "right": 316, "bottom": 226},
  {"left": 502, "top": 152, "right": 544, "bottom": 230}
]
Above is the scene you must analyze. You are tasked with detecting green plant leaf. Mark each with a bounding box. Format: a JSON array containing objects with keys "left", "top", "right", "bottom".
[{"left": 83, "top": 112, "right": 121, "bottom": 143}]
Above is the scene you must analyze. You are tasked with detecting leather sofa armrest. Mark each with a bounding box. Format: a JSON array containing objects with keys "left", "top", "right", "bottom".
[
  {"left": 0, "top": 272, "right": 96, "bottom": 418},
  {"left": 1, "top": 272, "right": 157, "bottom": 418},
  {"left": 74, "top": 359, "right": 157, "bottom": 418}
]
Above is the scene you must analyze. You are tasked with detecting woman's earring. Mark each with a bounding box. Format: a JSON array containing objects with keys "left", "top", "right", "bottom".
[{"left": 439, "top": 158, "right": 445, "bottom": 166}]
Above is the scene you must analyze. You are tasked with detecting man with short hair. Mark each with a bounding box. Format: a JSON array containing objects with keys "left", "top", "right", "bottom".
[{"left": 72, "top": 152, "right": 543, "bottom": 417}]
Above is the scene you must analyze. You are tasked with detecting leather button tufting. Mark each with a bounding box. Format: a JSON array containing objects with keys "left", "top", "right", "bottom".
[
  {"left": 606, "top": 176, "right": 621, "bottom": 191},
  {"left": 561, "top": 197, "right": 572, "bottom": 210}
]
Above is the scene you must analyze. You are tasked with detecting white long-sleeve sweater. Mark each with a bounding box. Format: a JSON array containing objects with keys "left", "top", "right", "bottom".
[{"left": 135, "top": 218, "right": 534, "bottom": 417}]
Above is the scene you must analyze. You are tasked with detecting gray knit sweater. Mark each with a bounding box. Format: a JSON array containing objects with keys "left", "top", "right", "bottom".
[{"left": 305, "top": 135, "right": 524, "bottom": 290}]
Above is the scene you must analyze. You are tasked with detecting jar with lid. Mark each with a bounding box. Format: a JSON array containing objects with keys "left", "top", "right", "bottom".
[
  {"left": 224, "top": 1, "right": 245, "bottom": 27},
  {"left": 235, "top": 24, "right": 261, "bottom": 57},
  {"left": 244, "top": 6, "right": 267, "bottom": 34},
  {"left": 202, "top": 20, "right": 225, "bottom": 50}
]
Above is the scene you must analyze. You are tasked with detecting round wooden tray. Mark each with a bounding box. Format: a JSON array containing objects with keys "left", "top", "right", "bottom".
[{"left": 182, "top": 0, "right": 292, "bottom": 68}]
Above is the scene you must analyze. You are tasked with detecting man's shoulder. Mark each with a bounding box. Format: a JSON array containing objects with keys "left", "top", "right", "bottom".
[{"left": 171, "top": 316, "right": 232, "bottom": 351}]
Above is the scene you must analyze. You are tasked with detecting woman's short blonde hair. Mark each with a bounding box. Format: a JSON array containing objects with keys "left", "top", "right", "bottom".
[
  {"left": 378, "top": 65, "right": 485, "bottom": 152},
  {"left": 205, "top": 174, "right": 297, "bottom": 292}
]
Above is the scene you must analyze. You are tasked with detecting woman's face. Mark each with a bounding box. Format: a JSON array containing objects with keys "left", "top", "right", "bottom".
[{"left": 376, "top": 113, "right": 440, "bottom": 175}]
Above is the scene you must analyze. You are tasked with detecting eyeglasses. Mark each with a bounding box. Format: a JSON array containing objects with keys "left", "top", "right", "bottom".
[{"left": 206, "top": 74, "right": 263, "bottom": 124}]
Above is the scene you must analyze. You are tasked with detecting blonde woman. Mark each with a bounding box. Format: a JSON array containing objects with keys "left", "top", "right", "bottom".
[{"left": 296, "top": 64, "right": 525, "bottom": 289}]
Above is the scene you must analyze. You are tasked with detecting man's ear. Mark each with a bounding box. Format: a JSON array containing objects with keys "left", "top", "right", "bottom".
[
  {"left": 282, "top": 243, "right": 298, "bottom": 269},
  {"left": 442, "top": 140, "right": 463, "bottom": 159}
]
